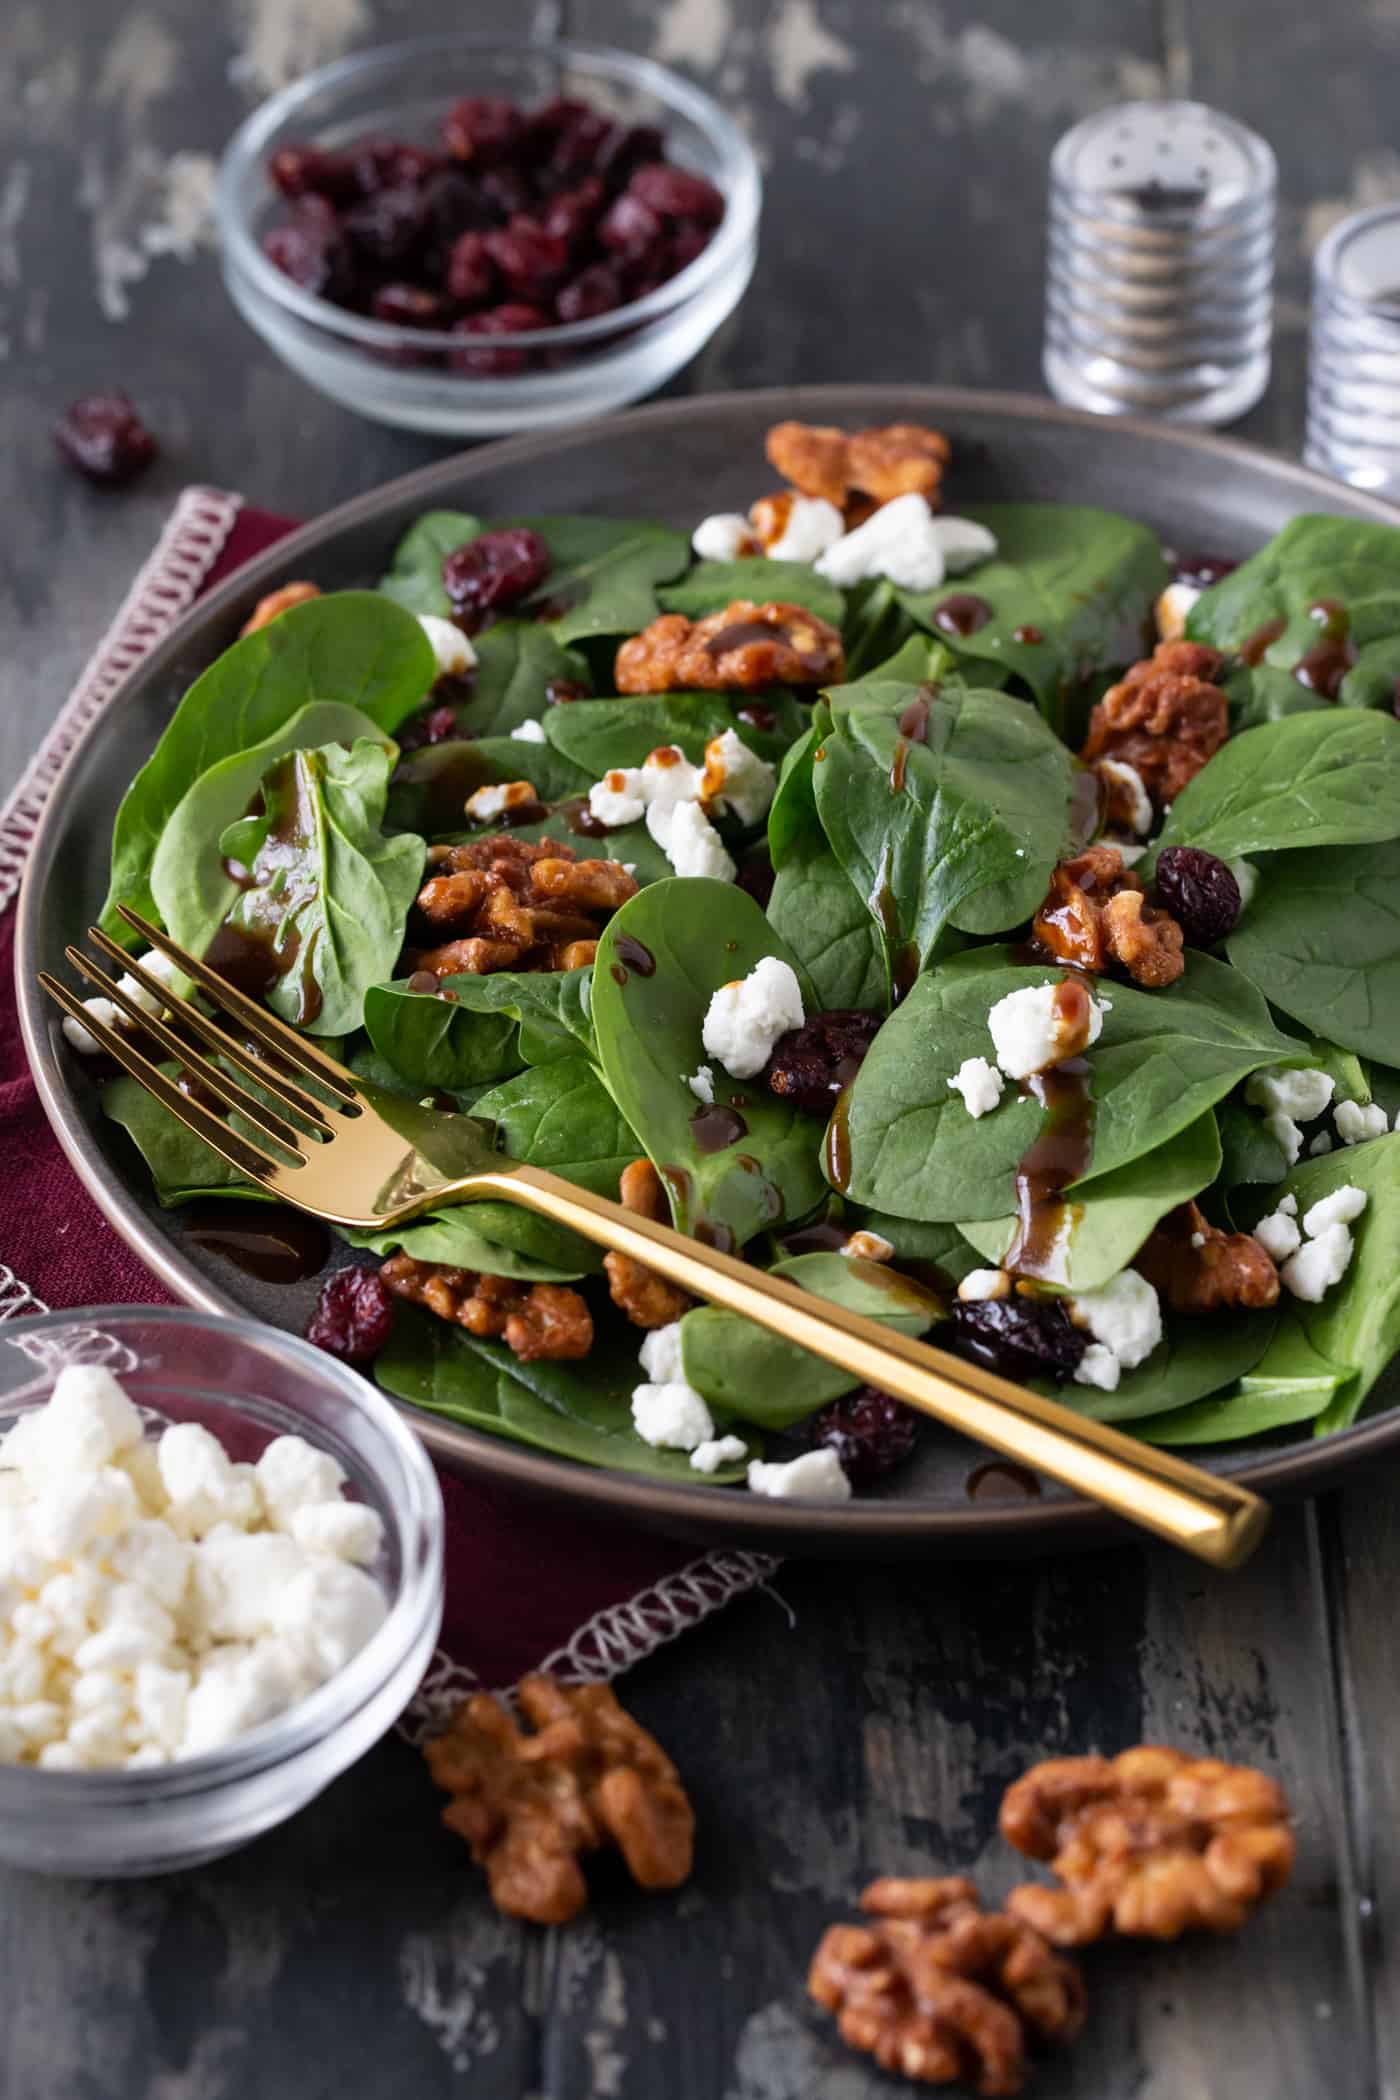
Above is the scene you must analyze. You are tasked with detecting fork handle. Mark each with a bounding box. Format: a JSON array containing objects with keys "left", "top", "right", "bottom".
[{"left": 457, "top": 1165, "right": 1268, "bottom": 1569}]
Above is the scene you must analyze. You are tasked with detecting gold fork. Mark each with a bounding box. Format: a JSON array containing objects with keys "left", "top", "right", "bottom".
[{"left": 40, "top": 905, "right": 1269, "bottom": 1568}]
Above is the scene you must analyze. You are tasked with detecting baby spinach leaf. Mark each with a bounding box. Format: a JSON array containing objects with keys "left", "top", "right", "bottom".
[
  {"left": 103, "top": 593, "right": 434, "bottom": 936},
  {"left": 1187, "top": 514, "right": 1400, "bottom": 708},
  {"left": 214, "top": 739, "right": 426, "bottom": 1037},
  {"left": 341, "top": 1210, "right": 588, "bottom": 1282},
  {"left": 1228, "top": 837, "right": 1400, "bottom": 1061},
  {"left": 543, "top": 690, "right": 807, "bottom": 777},
  {"left": 1218, "top": 1101, "right": 1290, "bottom": 1191},
  {"left": 1153, "top": 709, "right": 1400, "bottom": 863},
  {"left": 1055, "top": 1308, "right": 1276, "bottom": 1424},
  {"left": 679, "top": 1252, "right": 939, "bottom": 1428},
  {"left": 811, "top": 685, "right": 1074, "bottom": 991},
  {"left": 840, "top": 579, "right": 913, "bottom": 678},
  {"left": 591, "top": 878, "right": 827, "bottom": 1248},
  {"left": 659, "top": 559, "right": 844, "bottom": 626},
  {"left": 767, "top": 706, "right": 830, "bottom": 869},
  {"left": 378, "top": 510, "right": 483, "bottom": 616},
  {"left": 385, "top": 736, "right": 591, "bottom": 836},
  {"left": 1274, "top": 1136, "right": 1400, "bottom": 1433},
  {"left": 433, "top": 967, "right": 596, "bottom": 1067},
  {"left": 103, "top": 1072, "right": 270, "bottom": 1206},
  {"left": 840, "top": 948, "right": 1292, "bottom": 1224},
  {"left": 1130, "top": 1326, "right": 1346, "bottom": 1445},
  {"left": 465, "top": 621, "right": 593, "bottom": 738},
  {"left": 511, "top": 514, "right": 690, "bottom": 642},
  {"left": 1225, "top": 662, "right": 1329, "bottom": 731},
  {"left": 362, "top": 980, "right": 524, "bottom": 1093},
  {"left": 958, "top": 1114, "right": 1221, "bottom": 1292},
  {"left": 767, "top": 840, "right": 887, "bottom": 1011},
  {"left": 893, "top": 504, "right": 1168, "bottom": 733},
  {"left": 844, "top": 1212, "right": 984, "bottom": 1282},
  {"left": 471, "top": 1054, "right": 639, "bottom": 1196}
]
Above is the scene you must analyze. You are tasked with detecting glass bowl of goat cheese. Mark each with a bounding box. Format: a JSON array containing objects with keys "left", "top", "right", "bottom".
[{"left": 0, "top": 1306, "right": 444, "bottom": 1876}]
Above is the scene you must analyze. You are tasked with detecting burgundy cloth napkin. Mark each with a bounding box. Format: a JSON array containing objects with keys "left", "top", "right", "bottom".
[{"left": 1, "top": 502, "right": 771, "bottom": 1701}]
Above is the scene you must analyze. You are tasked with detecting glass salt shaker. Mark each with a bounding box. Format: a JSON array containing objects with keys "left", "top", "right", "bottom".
[
  {"left": 1305, "top": 204, "right": 1400, "bottom": 497},
  {"left": 1044, "top": 100, "right": 1275, "bottom": 426}
]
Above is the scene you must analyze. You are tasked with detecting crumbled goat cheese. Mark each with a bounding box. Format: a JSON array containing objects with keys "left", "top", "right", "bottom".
[
  {"left": 1303, "top": 1184, "right": 1368, "bottom": 1236},
  {"left": 1309, "top": 1132, "right": 1334, "bottom": 1156},
  {"left": 987, "top": 982, "right": 1107, "bottom": 1081},
  {"left": 0, "top": 1369, "right": 385, "bottom": 1768},
  {"left": 1071, "top": 1269, "right": 1163, "bottom": 1372},
  {"left": 957, "top": 1269, "right": 1011, "bottom": 1303},
  {"left": 686, "top": 1064, "right": 716, "bottom": 1105},
  {"left": 703, "top": 728, "right": 777, "bottom": 826},
  {"left": 948, "top": 1055, "right": 1005, "bottom": 1118},
  {"left": 692, "top": 512, "right": 751, "bottom": 562},
  {"left": 934, "top": 515, "right": 1002, "bottom": 573},
  {"left": 1113, "top": 841, "right": 1149, "bottom": 867},
  {"left": 1278, "top": 1193, "right": 1298, "bottom": 1216},
  {"left": 464, "top": 783, "right": 513, "bottom": 822},
  {"left": 641, "top": 744, "right": 706, "bottom": 809},
  {"left": 1246, "top": 1067, "right": 1336, "bottom": 1122},
  {"left": 816, "top": 496, "right": 996, "bottom": 593},
  {"left": 766, "top": 495, "right": 845, "bottom": 563},
  {"left": 1074, "top": 1343, "right": 1122, "bottom": 1392},
  {"left": 689, "top": 1436, "right": 749, "bottom": 1474},
  {"left": 842, "top": 1230, "right": 894, "bottom": 1263},
  {"left": 1266, "top": 1113, "right": 1304, "bottom": 1167},
  {"left": 630, "top": 1381, "right": 715, "bottom": 1451},
  {"left": 1252, "top": 1206, "right": 1302, "bottom": 1262},
  {"left": 1336, "top": 1099, "right": 1389, "bottom": 1146},
  {"left": 419, "top": 614, "right": 476, "bottom": 679},
  {"left": 1097, "top": 759, "right": 1153, "bottom": 836},
  {"left": 746, "top": 1450, "right": 852, "bottom": 1503},
  {"left": 638, "top": 1323, "right": 685, "bottom": 1385},
  {"left": 589, "top": 767, "right": 648, "bottom": 828},
  {"left": 510, "top": 717, "right": 547, "bottom": 743},
  {"left": 651, "top": 796, "right": 737, "bottom": 881},
  {"left": 702, "top": 957, "right": 805, "bottom": 1079},
  {"left": 62, "top": 998, "right": 120, "bottom": 1056},
  {"left": 1282, "top": 1224, "right": 1355, "bottom": 1303},
  {"left": 1154, "top": 579, "right": 1202, "bottom": 643},
  {"left": 62, "top": 950, "right": 179, "bottom": 1055},
  {"left": 1228, "top": 858, "right": 1259, "bottom": 909}
]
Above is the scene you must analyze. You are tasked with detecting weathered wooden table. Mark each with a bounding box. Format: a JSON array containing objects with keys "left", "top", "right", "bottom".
[{"left": 0, "top": 3, "right": 1394, "bottom": 2094}]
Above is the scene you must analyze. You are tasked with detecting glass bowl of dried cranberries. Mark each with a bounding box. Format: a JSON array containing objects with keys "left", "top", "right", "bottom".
[{"left": 216, "top": 34, "right": 761, "bottom": 435}]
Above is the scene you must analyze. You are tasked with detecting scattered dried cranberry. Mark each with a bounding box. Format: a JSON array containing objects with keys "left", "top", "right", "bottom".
[
  {"left": 595, "top": 124, "right": 666, "bottom": 191},
  {"left": 542, "top": 177, "right": 605, "bottom": 249},
  {"left": 352, "top": 136, "right": 438, "bottom": 196},
  {"left": 485, "top": 220, "right": 568, "bottom": 302},
  {"left": 442, "top": 527, "right": 552, "bottom": 626},
  {"left": 53, "top": 391, "right": 158, "bottom": 487},
  {"left": 450, "top": 303, "right": 550, "bottom": 375},
  {"left": 306, "top": 1266, "right": 395, "bottom": 1365},
  {"left": 372, "top": 282, "right": 450, "bottom": 328},
  {"left": 556, "top": 261, "right": 624, "bottom": 322},
  {"left": 948, "top": 1296, "right": 1085, "bottom": 1385},
  {"left": 443, "top": 231, "right": 496, "bottom": 307},
  {"left": 396, "top": 703, "right": 461, "bottom": 750},
  {"left": 735, "top": 855, "right": 776, "bottom": 912},
  {"left": 628, "top": 162, "right": 725, "bottom": 226},
  {"left": 549, "top": 107, "right": 612, "bottom": 178},
  {"left": 479, "top": 166, "right": 534, "bottom": 223},
  {"left": 809, "top": 1386, "right": 920, "bottom": 1489},
  {"left": 268, "top": 144, "right": 358, "bottom": 203},
  {"left": 1172, "top": 552, "right": 1238, "bottom": 592},
  {"left": 669, "top": 222, "right": 713, "bottom": 273},
  {"left": 343, "top": 183, "right": 429, "bottom": 269},
  {"left": 443, "top": 96, "right": 526, "bottom": 165},
  {"left": 263, "top": 198, "right": 354, "bottom": 300},
  {"left": 599, "top": 190, "right": 664, "bottom": 257},
  {"left": 1153, "top": 845, "right": 1241, "bottom": 946},
  {"left": 763, "top": 1010, "right": 884, "bottom": 1119}
]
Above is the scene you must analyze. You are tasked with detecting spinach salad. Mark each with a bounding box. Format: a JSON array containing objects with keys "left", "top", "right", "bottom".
[{"left": 81, "top": 419, "right": 1400, "bottom": 1499}]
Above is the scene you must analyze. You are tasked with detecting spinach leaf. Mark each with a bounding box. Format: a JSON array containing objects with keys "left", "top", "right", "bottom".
[
  {"left": 1056, "top": 1308, "right": 1276, "bottom": 1424},
  {"left": 385, "top": 736, "right": 591, "bottom": 836},
  {"left": 811, "top": 685, "right": 1074, "bottom": 990},
  {"left": 958, "top": 1114, "right": 1222, "bottom": 1292},
  {"left": 543, "top": 690, "right": 807, "bottom": 778},
  {"left": 1276, "top": 1136, "right": 1400, "bottom": 1433},
  {"left": 1226, "top": 662, "right": 1329, "bottom": 731},
  {"left": 893, "top": 504, "right": 1168, "bottom": 732},
  {"left": 840, "top": 579, "right": 913, "bottom": 678},
  {"left": 767, "top": 706, "right": 830, "bottom": 869},
  {"left": 767, "top": 840, "right": 887, "bottom": 1011},
  {"left": 845, "top": 1211, "right": 984, "bottom": 1282},
  {"left": 1130, "top": 1318, "right": 1348, "bottom": 1445},
  {"left": 103, "top": 593, "right": 434, "bottom": 936},
  {"left": 1187, "top": 514, "right": 1400, "bottom": 708},
  {"left": 679, "top": 1252, "right": 939, "bottom": 1427},
  {"left": 512, "top": 514, "right": 690, "bottom": 642},
  {"left": 103, "top": 1072, "right": 270, "bottom": 1206},
  {"left": 1228, "top": 837, "right": 1400, "bottom": 1061},
  {"left": 840, "top": 948, "right": 1293, "bottom": 1223},
  {"left": 441, "top": 967, "right": 596, "bottom": 1066},
  {"left": 471, "top": 1054, "right": 638, "bottom": 1196},
  {"left": 1153, "top": 709, "right": 1400, "bottom": 863},
  {"left": 591, "top": 879, "right": 827, "bottom": 1248},
  {"left": 1218, "top": 1101, "right": 1290, "bottom": 1191},
  {"left": 659, "top": 559, "right": 844, "bottom": 626},
  {"left": 378, "top": 510, "right": 483, "bottom": 616},
  {"left": 362, "top": 980, "right": 523, "bottom": 1093},
  {"left": 464, "top": 621, "right": 593, "bottom": 738},
  {"left": 339, "top": 1210, "right": 589, "bottom": 1282},
  {"left": 215, "top": 740, "right": 426, "bottom": 1036},
  {"left": 375, "top": 1306, "right": 753, "bottom": 1480}
]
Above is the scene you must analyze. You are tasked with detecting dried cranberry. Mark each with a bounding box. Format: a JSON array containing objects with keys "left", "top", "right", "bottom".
[
  {"left": 53, "top": 390, "right": 158, "bottom": 487},
  {"left": 549, "top": 108, "right": 612, "bottom": 178},
  {"left": 442, "top": 527, "right": 552, "bottom": 625},
  {"left": 629, "top": 162, "right": 725, "bottom": 227},
  {"left": 809, "top": 1387, "right": 920, "bottom": 1488},
  {"left": 948, "top": 1296, "right": 1085, "bottom": 1385},
  {"left": 544, "top": 677, "right": 592, "bottom": 705},
  {"left": 446, "top": 230, "right": 498, "bottom": 306},
  {"left": 396, "top": 703, "right": 462, "bottom": 751},
  {"left": 1172, "top": 552, "right": 1238, "bottom": 592},
  {"left": 485, "top": 219, "right": 568, "bottom": 302},
  {"left": 263, "top": 199, "right": 354, "bottom": 300},
  {"left": 763, "top": 1010, "right": 884, "bottom": 1119},
  {"left": 736, "top": 855, "right": 776, "bottom": 912},
  {"left": 522, "top": 98, "right": 592, "bottom": 158},
  {"left": 443, "top": 95, "right": 525, "bottom": 165},
  {"left": 306, "top": 1266, "right": 395, "bottom": 1365},
  {"left": 423, "top": 166, "right": 491, "bottom": 245},
  {"left": 595, "top": 123, "right": 666, "bottom": 190},
  {"left": 599, "top": 190, "right": 663, "bottom": 257},
  {"left": 449, "top": 303, "right": 550, "bottom": 376},
  {"left": 668, "top": 221, "right": 714, "bottom": 273},
  {"left": 542, "top": 177, "right": 605, "bottom": 248},
  {"left": 1153, "top": 846, "right": 1241, "bottom": 946},
  {"left": 351, "top": 136, "right": 439, "bottom": 196},
  {"left": 556, "top": 261, "right": 624, "bottom": 322},
  {"left": 372, "top": 282, "right": 450, "bottom": 328},
  {"left": 479, "top": 167, "right": 534, "bottom": 223},
  {"left": 343, "top": 183, "right": 429, "bottom": 269},
  {"left": 268, "top": 144, "right": 358, "bottom": 203}
]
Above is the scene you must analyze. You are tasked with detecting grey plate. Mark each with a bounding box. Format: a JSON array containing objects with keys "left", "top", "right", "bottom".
[{"left": 17, "top": 385, "right": 1400, "bottom": 1556}]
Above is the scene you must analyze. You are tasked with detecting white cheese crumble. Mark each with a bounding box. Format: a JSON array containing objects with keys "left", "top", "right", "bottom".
[
  {"left": 510, "top": 717, "right": 547, "bottom": 743},
  {"left": 418, "top": 613, "right": 476, "bottom": 679},
  {"left": 1281, "top": 1225, "right": 1355, "bottom": 1303},
  {"left": 956, "top": 1268, "right": 1011, "bottom": 1303},
  {"left": 1113, "top": 841, "right": 1149, "bottom": 868},
  {"left": 1303, "top": 1184, "right": 1368, "bottom": 1236},
  {"left": 987, "top": 982, "right": 1107, "bottom": 1082},
  {"left": 1246, "top": 1067, "right": 1336, "bottom": 1122},
  {"left": 702, "top": 728, "right": 778, "bottom": 826},
  {"left": 1309, "top": 1132, "right": 1334, "bottom": 1156},
  {"left": 1336, "top": 1099, "right": 1389, "bottom": 1146},
  {"left": 686, "top": 1064, "right": 716, "bottom": 1105},
  {"left": 589, "top": 767, "right": 647, "bottom": 828},
  {"left": 464, "top": 781, "right": 538, "bottom": 823},
  {"left": 638, "top": 1323, "right": 685, "bottom": 1385},
  {"left": 1070, "top": 1269, "right": 1163, "bottom": 1373},
  {"left": 651, "top": 796, "right": 737, "bottom": 881},
  {"left": 766, "top": 495, "right": 845, "bottom": 562},
  {"left": 1097, "top": 759, "right": 1153, "bottom": 837},
  {"left": 842, "top": 1230, "right": 894, "bottom": 1263},
  {"left": 815, "top": 495, "right": 997, "bottom": 593},
  {"left": 702, "top": 957, "right": 805, "bottom": 1079},
  {"left": 1265, "top": 1112, "right": 1304, "bottom": 1167},
  {"left": 0, "top": 1368, "right": 385, "bottom": 1769},
  {"left": 62, "top": 950, "right": 179, "bottom": 1056},
  {"left": 691, "top": 512, "right": 752, "bottom": 562},
  {"left": 1074, "top": 1342, "right": 1122, "bottom": 1392},
  {"left": 947, "top": 1055, "right": 1005, "bottom": 1118},
  {"left": 1228, "top": 858, "right": 1259, "bottom": 909},
  {"left": 1252, "top": 1206, "right": 1302, "bottom": 1262},
  {"left": 630, "top": 1382, "right": 716, "bottom": 1451},
  {"left": 746, "top": 1450, "right": 852, "bottom": 1503},
  {"left": 689, "top": 1435, "right": 749, "bottom": 1474},
  {"left": 1154, "top": 579, "right": 1202, "bottom": 643}
]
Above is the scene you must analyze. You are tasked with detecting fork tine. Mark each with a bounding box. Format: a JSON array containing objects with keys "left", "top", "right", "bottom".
[
  {"left": 65, "top": 948, "right": 309, "bottom": 1159},
  {"left": 39, "top": 974, "right": 290, "bottom": 1185},
  {"left": 115, "top": 905, "right": 361, "bottom": 1107},
  {"left": 86, "top": 926, "right": 335, "bottom": 1135}
]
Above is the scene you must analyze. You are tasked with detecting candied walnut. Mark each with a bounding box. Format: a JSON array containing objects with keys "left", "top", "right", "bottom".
[
  {"left": 381, "top": 1256, "right": 593, "bottom": 1361},
  {"left": 1032, "top": 845, "right": 1184, "bottom": 989},
  {"left": 766, "top": 419, "right": 950, "bottom": 513},
  {"left": 604, "top": 1158, "right": 691, "bottom": 1330},
  {"left": 239, "top": 580, "right": 321, "bottom": 637},
  {"left": 614, "top": 600, "right": 845, "bottom": 694},
  {"left": 808, "top": 1877, "right": 1084, "bottom": 2096},
  {"left": 426, "top": 1674, "right": 694, "bottom": 1924},
  {"left": 408, "top": 834, "right": 638, "bottom": 977},
  {"left": 1002, "top": 1746, "right": 1294, "bottom": 1945},
  {"left": 1135, "top": 1200, "right": 1280, "bottom": 1313},
  {"left": 1080, "top": 639, "right": 1229, "bottom": 808}
]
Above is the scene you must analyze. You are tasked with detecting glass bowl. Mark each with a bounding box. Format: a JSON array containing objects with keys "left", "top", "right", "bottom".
[
  {"left": 216, "top": 35, "right": 762, "bottom": 435},
  {"left": 0, "top": 1307, "right": 444, "bottom": 1877}
]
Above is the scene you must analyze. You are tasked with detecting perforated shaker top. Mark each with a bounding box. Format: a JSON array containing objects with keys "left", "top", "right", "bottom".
[{"left": 1051, "top": 100, "right": 1276, "bottom": 220}]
